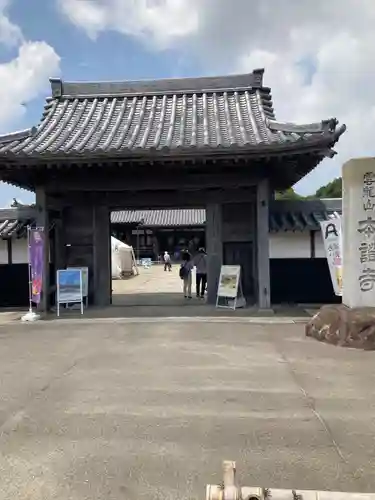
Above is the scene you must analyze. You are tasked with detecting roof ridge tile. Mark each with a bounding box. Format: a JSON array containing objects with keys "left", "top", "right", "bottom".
[{"left": 50, "top": 70, "right": 265, "bottom": 98}]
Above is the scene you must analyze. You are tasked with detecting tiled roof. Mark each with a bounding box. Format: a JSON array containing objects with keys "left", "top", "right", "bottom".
[
  {"left": 268, "top": 199, "right": 342, "bottom": 232},
  {"left": 1, "top": 200, "right": 342, "bottom": 238},
  {"left": 0, "top": 219, "right": 29, "bottom": 239},
  {"left": 111, "top": 199, "right": 342, "bottom": 231},
  {"left": 111, "top": 209, "right": 206, "bottom": 227},
  {"left": 0, "top": 208, "right": 35, "bottom": 239},
  {"left": 0, "top": 71, "right": 345, "bottom": 159}
]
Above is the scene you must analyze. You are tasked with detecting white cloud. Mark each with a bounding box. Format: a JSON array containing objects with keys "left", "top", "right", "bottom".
[
  {"left": 0, "top": 42, "right": 61, "bottom": 133},
  {"left": 0, "top": 2, "right": 60, "bottom": 134},
  {"left": 0, "top": 0, "right": 22, "bottom": 46},
  {"left": 57, "top": 0, "right": 375, "bottom": 193},
  {"left": 0, "top": 1, "right": 60, "bottom": 205},
  {"left": 57, "top": 0, "right": 199, "bottom": 48}
]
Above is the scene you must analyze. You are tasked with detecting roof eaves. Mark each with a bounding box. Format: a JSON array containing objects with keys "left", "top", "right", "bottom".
[
  {"left": 267, "top": 118, "right": 341, "bottom": 135},
  {"left": 0, "top": 206, "right": 36, "bottom": 221},
  {"left": 1, "top": 220, "right": 18, "bottom": 237},
  {"left": 0, "top": 127, "right": 37, "bottom": 145},
  {"left": 0, "top": 132, "right": 345, "bottom": 162}
]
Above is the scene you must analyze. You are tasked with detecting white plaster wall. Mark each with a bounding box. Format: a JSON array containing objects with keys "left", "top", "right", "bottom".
[
  {"left": 0, "top": 231, "right": 321, "bottom": 264},
  {"left": 314, "top": 231, "right": 326, "bottom": 258},
  {"left": 0, "top": 238, "right": 29, "bottom": 264},
  {"left": 269, "top": 232, "right": 311, "bottom": 259},
  {"left": 12, "top": 238, "right": 28, "bottom": 263},
  {"left": 0, "top": 239, "right": 7, "bottom": 264}
]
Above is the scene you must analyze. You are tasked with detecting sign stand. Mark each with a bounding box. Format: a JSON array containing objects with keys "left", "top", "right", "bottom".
[
  {"left": 132, "top": 247, "right": 139, "bottom": 275},
  {"left": 216, "top": 265, "right": 246, "bottom": 310},
  {"left": 56, "top": 269, "right": 84, "bottom": 317},
  {"left": 141, "top": 258, "right": 152, "bottom": 269}
]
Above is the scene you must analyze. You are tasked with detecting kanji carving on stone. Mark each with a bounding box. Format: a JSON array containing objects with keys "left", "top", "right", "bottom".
[
  {"left": 358, "top": 267, "right": 375, "bottom": 292},
  {"left": 359, "top": 242, "right": 375, "bottom": 263},
  {"left": 357, "top": 216, "right": 375, "bottom": 236},
  {"left": 363, "top": 172, "right": 375, "bottom": 186}
]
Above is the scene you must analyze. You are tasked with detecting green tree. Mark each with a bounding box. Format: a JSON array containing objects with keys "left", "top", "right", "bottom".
[
  {"left": 314, "top": 177, "right": 342, "bottom": 198},
  {"left": 275, "top": 188, "right": 304, "bottom": 200}
]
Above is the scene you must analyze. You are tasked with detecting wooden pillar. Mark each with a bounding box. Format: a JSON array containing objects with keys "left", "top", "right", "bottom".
[
  {"left": 35, "top": 187, "right": 50, "bottom": 313},
  {"left": 310, "top": 230, "right": 316, "bottom": 259},
  {"left": 7, "top": 238, "right": 12, "bottom": 264},
  {"left": 93, "top": 205, "right": 111, "bottom": 307},
  {"left": 256, "top": 179, "right": 271, "bottom": 309},
  {"left": 206, "top": 203, "right": 223, "bottom": 305},
  {"left": 54, "top": 218, "right": 65, "bottom": 270}
]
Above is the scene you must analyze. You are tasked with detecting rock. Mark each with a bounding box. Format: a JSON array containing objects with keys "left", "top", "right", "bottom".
[{"left": 305, "top": 304, "right": 375, "bottom": 350}]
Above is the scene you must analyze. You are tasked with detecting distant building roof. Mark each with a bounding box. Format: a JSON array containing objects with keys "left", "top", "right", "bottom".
[
  {"left": 268, "top": 199, "right": 342, "bottom": 232},
  {"left": 0, "top": 199, "right": 343, "bottom": 239},
  {"left": 0, "top": 207, "right": 35, "bottom": 239},
  {"left": 111, "top": 209, "right": 206, "bottom": 227},
  {"left": 0, "top": 70, "right": 345, "bottom": 160},
  {"left": 111, "top": 199, "right": 342, "bottom": 232}
]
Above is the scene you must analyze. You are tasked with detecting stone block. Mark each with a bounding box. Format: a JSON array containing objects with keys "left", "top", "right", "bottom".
[{"left": 306, "top": 304, "right": 375, "bottom": 349}]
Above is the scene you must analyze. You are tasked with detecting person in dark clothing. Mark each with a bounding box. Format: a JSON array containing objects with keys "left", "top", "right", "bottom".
[
  {"left": 193, "top": 247, "right": 207, "bottom": 298},
  {"left": 180, "top": 250, "right": 193, "bottom": 298}
]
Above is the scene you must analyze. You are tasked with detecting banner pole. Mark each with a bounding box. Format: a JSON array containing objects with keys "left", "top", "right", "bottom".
[
  {"left": 27, "top": 225, "right": 33, "bottom": 315},
  {"left": 21, "top": 226, "right": 41, "bottom": 322}
]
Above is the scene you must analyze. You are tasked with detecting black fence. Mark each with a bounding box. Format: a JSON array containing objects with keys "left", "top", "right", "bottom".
[
  {"left": 0, "top": 264, "right": 56, "bottom": 308},
  {"left": 270, "top": 258, "right": 341, "bottom": 304},
  {"left": 1, "top": 259, "right": 340, "bottom": 308}
]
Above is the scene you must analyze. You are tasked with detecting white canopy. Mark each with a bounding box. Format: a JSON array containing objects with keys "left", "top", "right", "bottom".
[{"left": 111, "top": 236, "right": 134, "bottom": 278}]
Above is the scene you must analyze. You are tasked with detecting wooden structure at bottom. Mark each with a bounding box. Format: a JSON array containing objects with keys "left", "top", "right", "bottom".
[{"left": 206, "top": 461, "right": 375, "bottom": 500}]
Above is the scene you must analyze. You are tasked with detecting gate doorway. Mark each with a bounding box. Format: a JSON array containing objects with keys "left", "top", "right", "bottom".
[{"left": 110, "top": 207, "right": 206, "bottom": 307}]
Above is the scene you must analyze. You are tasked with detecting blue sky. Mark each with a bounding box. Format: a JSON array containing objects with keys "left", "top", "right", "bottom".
[
  {"left": 0, "top": 0, "right": 206, "bottom": 206},
  {"left": 0, "top": 0, "right": 364, "bottom": 206}
]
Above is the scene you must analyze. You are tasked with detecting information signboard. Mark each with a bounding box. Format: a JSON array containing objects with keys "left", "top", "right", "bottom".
[
  {"left": 56, "top": 269, "right": 83, "bottom": 316},
  {"left": 216, "top": 265, "right": 245, "bottom": 310},
  {"left": 67, "top": 267, "right": 89, "bottom": 306}
]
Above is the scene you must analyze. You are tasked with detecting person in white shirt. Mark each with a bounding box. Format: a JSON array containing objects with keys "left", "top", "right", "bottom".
[
  {"left": 163, "top": 251, "right": 171, "bottom": 271},
  {"left": 180, "top": 251, "right": 193, "bottom": 298},
  {"left": 193, "top": 248, "right": 207, "bottom": 298}
]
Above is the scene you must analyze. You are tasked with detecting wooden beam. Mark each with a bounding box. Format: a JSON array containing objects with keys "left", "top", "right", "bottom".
[
  {"left": 45, "top": 171, "right": 261, "bottom": 192},
  {"left": 58, "top": 188, "right": 256, "bottom": 209}
]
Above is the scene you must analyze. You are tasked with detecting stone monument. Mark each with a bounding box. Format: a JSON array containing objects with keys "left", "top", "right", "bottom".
[
  {"left": 306, "top": 157, "right": 375, "bottom": 349},
  {"left": 342, "top": 157, "right": 375, "bottom": 307}
]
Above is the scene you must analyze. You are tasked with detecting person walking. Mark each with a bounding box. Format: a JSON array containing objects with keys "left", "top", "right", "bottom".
[
  {"left": 193, "top": 247, "right": 207, "bottom": 298},
  {"left": 163, "top": 251, "right": 172, "bottom": 271},
  {"left": 179, "top": 251, "right": 193, "bottom": 299}
]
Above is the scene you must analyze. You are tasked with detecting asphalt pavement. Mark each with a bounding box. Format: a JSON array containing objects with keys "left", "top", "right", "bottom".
[{"left": 0, "top": 319, "right": 374, "bottom": 499}]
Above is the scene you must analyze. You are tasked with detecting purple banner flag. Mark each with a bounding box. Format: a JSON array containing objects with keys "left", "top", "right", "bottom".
[{"left": 29, "top": 228, "right": 45, "bottom": 304}]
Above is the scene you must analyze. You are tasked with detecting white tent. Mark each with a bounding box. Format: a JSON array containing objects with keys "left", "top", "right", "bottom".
[{"left": 111, "top": 236, "right": 136, "bottom": 279}]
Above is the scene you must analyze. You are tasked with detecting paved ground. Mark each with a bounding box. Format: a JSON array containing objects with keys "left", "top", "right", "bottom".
[
  {"left": 0, "top": 310, "right": 23, "bottom": 325},
  {"left": 111, "top": 265, "right": 315, "bottom": 316},
  {"left": 112, "top": 264, "right": 194, "bottom": 306},
  {"left": 0, "top": 319, "right": 375, "bottom": 499}
]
